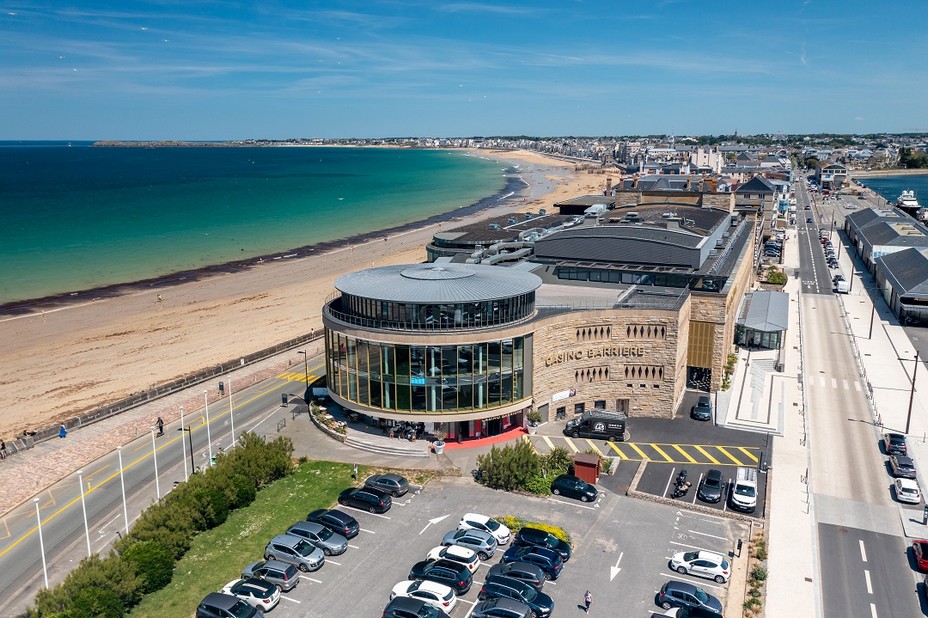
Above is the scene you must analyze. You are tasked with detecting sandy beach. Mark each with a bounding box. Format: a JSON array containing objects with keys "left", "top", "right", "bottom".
[{"left": 0, "top": 150, "right": 607, "bottom": 441}]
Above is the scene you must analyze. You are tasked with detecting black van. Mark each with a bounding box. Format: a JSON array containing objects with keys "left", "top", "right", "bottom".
[{"left": 563, "top": 410, "right": 627, "bottom": 441}]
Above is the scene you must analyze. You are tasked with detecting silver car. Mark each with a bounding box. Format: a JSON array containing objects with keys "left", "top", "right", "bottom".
[
  {"left": 286, "top": 521, "right": 348, "bottom": 555},
  {"left": 264, "top": 534, "right": 325, "bottom": 572},
  {"left": 441, "top": 528, "right": 497, "bottom": 560}
]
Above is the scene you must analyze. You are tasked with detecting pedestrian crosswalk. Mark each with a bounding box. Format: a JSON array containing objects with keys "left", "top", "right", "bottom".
[
  {"left": 806, "top": 375, "right": 862, "bottom": 391},
  {"left": 528, "top": 435, "right": 760, "bottom": 466},
  {"left": 277, "top": 370, "right": 320, "bottom": 384}
]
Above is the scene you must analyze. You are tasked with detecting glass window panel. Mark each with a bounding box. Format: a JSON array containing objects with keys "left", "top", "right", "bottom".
[
  {"left": 396, "top": 382, "right": 410, "bottom": 410},
  {"left": 395, "top": 345, "right": 410, "bottom": 378},
  {"left": 442, "top": 346, "right": 457, "bottom": 379},
  {"left": 411, "top": 385, "right": 426, "bottom": 411},
  {"left": 369, "top": 379, "right": 382, "bottom": 408},
  {"left": 487, "top": 341, "right": 502, "bottom": 376},
  {"left": 458, "top": 379, "right": 474, "bottom": 410}
]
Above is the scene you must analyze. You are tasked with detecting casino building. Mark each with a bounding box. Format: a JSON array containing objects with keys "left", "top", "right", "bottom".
[{"left": 322, "top": 190, "right": 757, "bottom": 440}]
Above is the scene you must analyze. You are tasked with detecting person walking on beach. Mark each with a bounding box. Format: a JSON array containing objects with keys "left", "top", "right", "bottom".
[
  {"left": 583, "top": 590, "right": 592, "bottom": 613},
  {"left": 59, "top": 424, "right": 67, "bottom": 439},
  {"left": 156, "top": 417, "right": 164, "bottom": 437}
]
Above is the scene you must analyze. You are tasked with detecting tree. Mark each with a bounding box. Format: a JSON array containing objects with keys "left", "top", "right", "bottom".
[{"left": 121, "top": 540, "right": 174, "bottom": 593}]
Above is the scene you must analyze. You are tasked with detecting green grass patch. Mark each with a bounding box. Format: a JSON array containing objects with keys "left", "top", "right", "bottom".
[{"left": 130, "top": 460, "right": 356, "bottom": 617}]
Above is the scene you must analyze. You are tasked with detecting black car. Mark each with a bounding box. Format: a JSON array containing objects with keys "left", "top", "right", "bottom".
[
  {"left": 307, "top": 508, "right": 359, "bottom": 539},
  {"left": 697, "top": 469, "right": 724, "bottom": 504},
  {"left": 550, "top": 474, "right": 598, "bottom": 502},
  {"left": 486, "top": 561, "right": 546, "bottom": 591},
  {"left": 657, "top": 580, "right": 723, "bottom": 613},
  {"left": 479, "top": 575, "right": 554, "bottom": 617},
  {"left": 514, "top": 527, "right": 571, "bottom": 562},
  {"left": 665, "top": 606, "right": 723, "bottom": 618},
  {"left": 338, "top": 487, "right": 391, "bottom": 513},
  {"left": 690, "top": 396, "right": 712, "bottom": 421},
  {"left": 382, "top": 596, "right": 443, "bottom": 618},
  {"left": 890, "top": 455, "right": 917, "bottom": 479},
  {"left": 501, "top": 546, "right": 563, "bottom": 580},
  {"left": 196, "top": 592, "right": 262, "bottom": 618},
  {"left": 472, "top": 597, "right": 535, "bottom": 618},
  {"left": 884, "top": 432, "right": 907, "bottom": 456},
  {"left": 364, "top": 473, "right": 409, "bottom": 497},
  {"left": 408, "top": 559, "right": 473, "bottom": 594}
]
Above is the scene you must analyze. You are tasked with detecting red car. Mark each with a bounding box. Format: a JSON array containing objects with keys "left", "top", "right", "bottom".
[{"left": 913, "top": 540, "right": 928, "bottom": 571}]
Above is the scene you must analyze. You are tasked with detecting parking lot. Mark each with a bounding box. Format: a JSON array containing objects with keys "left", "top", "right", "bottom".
[{"left": 248, "top": 474, "right": 750, "bottom": 617}]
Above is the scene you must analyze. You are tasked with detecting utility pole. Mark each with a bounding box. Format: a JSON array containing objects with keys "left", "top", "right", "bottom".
[{"left": 906, "top": 352, "right": 919, "bottom": 435}]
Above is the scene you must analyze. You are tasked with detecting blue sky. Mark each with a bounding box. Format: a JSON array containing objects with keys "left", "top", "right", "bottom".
[{"left": 1, "top": 1, "right": 926, "bottom": 140}]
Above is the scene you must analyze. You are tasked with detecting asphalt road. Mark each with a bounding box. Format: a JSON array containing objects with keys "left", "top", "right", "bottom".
[{"left": 0, "top": 358, "right": 326, "bottom": 617}]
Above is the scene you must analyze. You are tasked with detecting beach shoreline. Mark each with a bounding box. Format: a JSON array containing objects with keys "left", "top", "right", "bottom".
[{"left": 0, "top": 149, "right": 604, "bottom": 440}]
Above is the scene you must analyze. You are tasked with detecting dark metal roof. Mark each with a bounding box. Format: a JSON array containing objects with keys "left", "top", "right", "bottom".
[
  {"left": 553, "top": 195, "right": 618, "bottom": 208},
  {"left": 877, "top": 248, "right": 928, "bottom": 297},
  {"left": 334, "top": 263, "right": 542, "bottom": 303},
  {"left": 736, "top": 175, "right": 775, "bottom": 195},
  {"left": 736, "top": 291, "right": 789, "bottom": 332}
]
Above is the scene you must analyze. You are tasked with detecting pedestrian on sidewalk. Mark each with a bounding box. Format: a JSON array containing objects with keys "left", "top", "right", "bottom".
[
  {"left": 156, "top": 417, "right": 164, "bottom": 437},
  {"left": 352, "top": 462, "right": 358, "bottom": 480},
  {"left": 0, "top": 439, "right": 7, "bottom": 460},
  {"left": 58, "top": 424, "right": 67, "bottom": 439},
  {"left": 583, "top": 590, "right": 592, "bottom": 613}
]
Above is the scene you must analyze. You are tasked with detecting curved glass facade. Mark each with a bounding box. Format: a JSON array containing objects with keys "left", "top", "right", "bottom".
[{"left": 326, "top": 332, "right": 533, "bottom": 412}]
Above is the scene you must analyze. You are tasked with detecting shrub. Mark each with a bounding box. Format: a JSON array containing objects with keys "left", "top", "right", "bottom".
[
  {"left": 32, "top": 554, "right": 141, "bottom": 616},
  {"left": 491, "top": 516, "right": 571, "bottom": 546},
  {"left": 121, "top": 540, "right": 174, "bottom": 594},
  {"left": 743, "top": 597, "right": 762, "bottom": 609},
  {"left": 751, "top": 565, "right": 768, "bottom": 582},
  {"left": 70, "top": 586, "right": 124, "bottom": 618},
  {"left": 523, "top": 473, "right": 553, "bottom": 496},
  {"left": 754, "top": 538, "right": 768, "bottom": 561},
  {"left": 767, "top": 266, "right": 788, "bottom": 285},
  {"left": 541, "top": 447, "right": 572, "bottom": 475},
  {"left": 475, "top": 441, "right": 540, "bottom": 491}
]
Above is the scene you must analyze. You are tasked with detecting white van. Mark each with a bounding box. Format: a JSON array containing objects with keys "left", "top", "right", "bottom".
[{"left": 729, "top": 467, "right": 758, "bottom": 513}]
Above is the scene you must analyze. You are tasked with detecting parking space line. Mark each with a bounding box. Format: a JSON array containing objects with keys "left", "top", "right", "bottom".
[
  {"left": 360, "top": 528, "right": 376, "bottom": 534},
  {"left": 585, "top": 439, "right": 603, "bottom": 456},
  {"left": 650, "top": 443, "right": 673, "bottom": 462},
  {"left": 714, "top": 446, "right": 744, "bottom": 466},
  {"left": 299, "top": 576, "right": 322, "bottom": 583},
  {"left": 605, "top": 442, "right": 629, "bottom": 459},
  {"left": 341, "top": 506, "right": 391, "bottom": 519},
  {"left": 687, "top": 529, "right": 727, "bottom": 541},
  {"left": 659, "top": 573, "right": 726, "bottom": 591},
  {"left": 693, "top": 445, "right": 720, "bottom": 464},
  {"left": 550, "top": 497, "right": 596, "bottom": 510},
  {"left": 348, "top": 543, "right": 360, "bottom": 549},
  {"left": 671, "top": 444, "right": 698, "bottom": 463},
  {"left": 541, "top": 435, "right": 555, "bottom": 450},
  {"left": 628, "top": 443, "right": 650, "bottom": 460},
  {"left": 280, "top": 596, "right": 302, "bottom": 604},
  {"left": 326, "top": 560, "right": 341, "bottom": 566},
  {"left": 736, "top": 447, "right": 758, "bottom": 463},
  {"left": 670, "top": 540, "right": 710, "bottom": 550},
  {"left": 563, "top": 437, "right": 580, "bottom": 453}
]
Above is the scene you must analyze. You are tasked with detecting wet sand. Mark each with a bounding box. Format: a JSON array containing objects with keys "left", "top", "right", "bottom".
[{"left": 0, "top": 149, "right": 608, "bottom": 440}]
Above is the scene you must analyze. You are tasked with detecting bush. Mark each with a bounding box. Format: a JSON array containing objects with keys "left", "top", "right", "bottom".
[
  {"left": 32, "top": 554, "right": 141, "bottom": 616},
  {"left": 541, "top": 447, "right": 572, "bottom": 475},
  {"left": 523, "top": 473, "right": 553, "bottom": 496},
  {"left": 121, "top": 540, "right": 174, "bottom": 594},
  {"left": 491, "top": 515, "right": 571, "bottom": 546},
  {"left": 750, "top": 565, "right": 768, "bottom": 582},
  {"left": 475, "top": 441, "right": 540, "bottom": 491},
  {"left": 70, "top": 586, "right": 124, "bottom": 618},
  {"left": 766, "top": 266, "right": 788, "bottom": 285},
  {"left": 753, "top": 538, "right": 768, "bottom": 561}
]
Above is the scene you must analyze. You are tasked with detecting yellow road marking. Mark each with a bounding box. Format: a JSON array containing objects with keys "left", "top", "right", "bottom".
[
  {"left": 628, "top": 443, "right": 650, "bottom": 460},
  {"left": 563, "top": 437, "right": 580, "bottom": 453},
  {"left": 693, "top": 445, "right": 720, "bottom": 464},
  {"left": 650, "top": 443, "right": 673, "bottom": 463},
  {"left": 541, "top": 435, "right": 555, "bottom": 450},
  {"left": 84, "top": 464, "right": 110, "bottom": 485},
  {"left": 521, "top": 435, "right": 537, "bottom": 453},
  {"left": 715, "top": 446, "right": 745, "bottom": 466},
  {"left": 585, "top": 440, "right": 603, "bottom": 456},
  {"left": 672, "top": 444, "right": 698, "bottom": 464},
  {"left": 0, "top": 518, "right": 9, "bottom": 540},
  {"left": 605, "top": 442, "right": 629, "bottom": 459},
  {"left": 738, "top": 447, "right": 759, "bottom": 463}
]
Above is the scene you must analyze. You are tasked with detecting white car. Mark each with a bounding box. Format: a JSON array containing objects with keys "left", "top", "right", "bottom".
[
  {"left": 221, "top": 577, "right": 280, "bottom": 612},
  {"left": 895, "top": 478, "right": 921, "bottom": 504},
  {"left": 669, "top": 550, "right": 731, "bottom": 584},
  {"left": 426, "top": 544, "right": 480, "bottom": 573},
  {"left": 458, "top": 513, "right": 511, "bottom": 545},
  {"left": 390, "top": 580, "right": 457, "bottom": 614}
]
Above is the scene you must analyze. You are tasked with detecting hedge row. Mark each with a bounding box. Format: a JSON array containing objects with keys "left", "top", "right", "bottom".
[
  {"left": 475, "top": 442, "right": 575, "bottom": 495},
  {"left": 30, "top": 433, "right": 294, "bottom": 617}
]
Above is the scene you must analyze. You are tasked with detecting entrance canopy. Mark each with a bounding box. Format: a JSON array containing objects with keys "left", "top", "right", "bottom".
[{"left": 735, "top": 290, "right": 789, "bottom": 349}]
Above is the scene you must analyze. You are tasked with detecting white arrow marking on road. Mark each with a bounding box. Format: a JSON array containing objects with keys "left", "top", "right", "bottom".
[
  {"left": 419, "top": 514, "right": 451, "bottom": 535},
  {"left": 610, "top": 551, "right": 624, "bottom": 581}
]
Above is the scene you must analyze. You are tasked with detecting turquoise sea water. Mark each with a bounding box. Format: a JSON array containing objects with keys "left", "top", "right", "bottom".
[{"left": 0, "top": 144, "right": 509, "bottom": 304}]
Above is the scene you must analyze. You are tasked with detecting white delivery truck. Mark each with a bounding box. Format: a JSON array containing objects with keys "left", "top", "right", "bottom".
[
  {"left": 835, "top": 280, "right": 850, "bottom": 294},
  {"left": 729, "top": 467, "right": 758, "bottom": 513}
]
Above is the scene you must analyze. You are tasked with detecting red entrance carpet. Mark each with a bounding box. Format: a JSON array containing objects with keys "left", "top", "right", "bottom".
[{"left": 442, "top": 426, "right": 527, "bottom": 450}]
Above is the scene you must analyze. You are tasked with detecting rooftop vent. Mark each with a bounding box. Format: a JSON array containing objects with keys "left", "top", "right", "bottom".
[
  {"left": 524, "top": 212, "right": 534, "bottom": 220},
  {"left": 508, "top": 216, "right": 518, "bottom": 224},
  {"left": 539, "top": 208, "right": 547, "bottom": 216},
  {"left": 489, "top": 223, "right": 501, "bottom": 230}
]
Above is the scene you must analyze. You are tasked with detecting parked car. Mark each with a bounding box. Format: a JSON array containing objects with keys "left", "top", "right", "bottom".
[
  {"left": 690, "top": 396, "right": 712, "bottom": 421},
  {"left": 890, "top": 455, "right": 917, "bottom": 479},
  {"left": 501, "top": 545, "right": 564, "bottom": 580},
  {"left": 833, "top": 274, "right": 845, "bottom": 283},
  {"left": 485, "top": 561, "right": 546, "bottom": 591},
  {"left": 459, "top": 513, "right": 512, "bottom": 545},
  {"left": 408, "top": 559, "right": 473, "bottom": 594},
  {"left": 441, "top": 528, "right": 497, "bottom": 560},
  {"left": 478, "top": 575, "right": 554, "bottom": 617},
  {"left": 221, "top": 578, "right": 280, "bottom": 612},
  {"left": 285, "top": 521, "right": 348, "bottom": 555},
  {"left": 894, "top": 478, "right": 921, "bottom": 504},
  {"left": 550, "top": 474, "right": 598, "bottom": 502},
  {"left": 390, "top": 580, "right": 457, "bottom": 614},
  {"left": 365, "top": 473, "right": 409, "bottom": 497},
  {"left": 196, "top": 592, "right": 263, "bottom": 618},
  {"left": 472, "top": 596, "right": 535, "bottom": 618},
  {"left": 306, "top": 508, "right": 359, "bottom": 539},
  {"left": 696, "top": 470, "right": 724, "bottom": 504},
  {"left": 264, "top": 534, "right": 325, "bottom": 572},
  {"left": 382, "top": 596, "right": 443, "bottom": 618},
  {"left": 669, "top": 550, "right": 731, "bottom": 583},
  {"left": 656, "top": 581, "right": 723, "bottom": 613},
  {"left": 427, "top": 545, "right": 480, "bottom": 573},
  {"left": 884, "top": 432, "right": 908, "bottom": 455},
  {"left": 913, "top": 539, "right": 928, "bottom": 571},
  {"left": 662, "top": 606, "right": 723, "bottom": 618},
  {"left": 338, "top": 486, "right": 392, "bottom": 513},
  {"left": 242, "top": 560, "right": 299, "bottom": 593},
  {"left": 513, "top": 526, "right": 571, "bottom": 562}
]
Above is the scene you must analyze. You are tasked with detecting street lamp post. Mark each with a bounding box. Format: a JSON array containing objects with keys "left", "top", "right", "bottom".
[
  {"left": 117, "top": 446, "right": 129, "bottom": 535},
  {"left": 150, "top": 427, "right": 161, "bottom": 500},
  {"left": 297, "top": 350, "right": 309, "bottom": 392},
  {"left": 869, "top": 304, "right": 876, "bottom": 340},
  {"left": 227, "top": 374, "right": 236, "bottom": 449},
  {"left": 179, "top": 406, "right": 188, "bottom": 482},
  {"left": 34, "top": 498, "right": 48, "bottom": 588},
  {"left": 77, "top": 469, "right": 91, "bottom": 557},
  {"left": 203, "top": 390, "right": 213, "bottom": 464},
  {"left": 179, "top": 427, "right": 194, "bottom": 476},
  {"left": 906, "top": 352, "right": 920, "bottom": 435}
]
